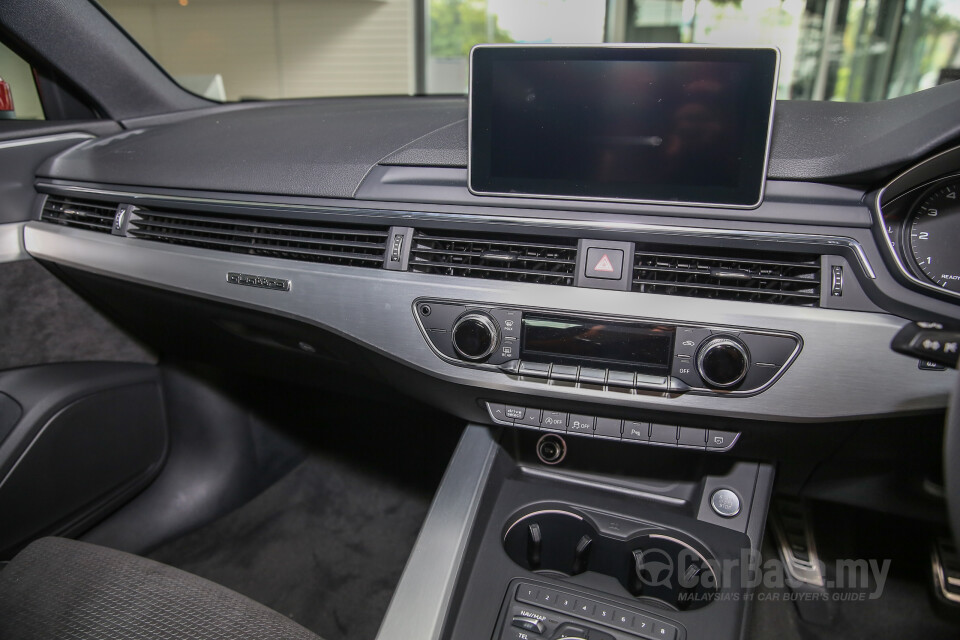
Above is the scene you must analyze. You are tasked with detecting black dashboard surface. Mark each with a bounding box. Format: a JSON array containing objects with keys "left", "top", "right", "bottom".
[{"left": 36, "top": 80, "right": 960, "bottom": 200}]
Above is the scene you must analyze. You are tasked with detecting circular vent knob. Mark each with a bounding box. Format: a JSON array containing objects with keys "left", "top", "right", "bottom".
[
  {"left": 451, "top": 312, "right": 500, "bottom": 361},
  {"left": 696, "top": 336, "right": 749, "bottom": 389}
]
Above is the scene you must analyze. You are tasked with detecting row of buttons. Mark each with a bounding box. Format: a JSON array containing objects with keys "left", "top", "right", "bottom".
[
  {"left": 515, "top": 361, "right": 673, "bottom": 392},
  {"left": 516, "top": 583, "right": 678, "bottom": 640},
  {"left": 487, "top": 403, "right": 739, "bottom": 451}
]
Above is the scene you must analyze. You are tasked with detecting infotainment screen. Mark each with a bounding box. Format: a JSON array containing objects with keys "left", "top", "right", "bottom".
[
  {"left": 469, "top": 45, "right": 779, "bottom": 209},
  {"left": 521, "top": 315, "right": 674, "bottom": 373}
]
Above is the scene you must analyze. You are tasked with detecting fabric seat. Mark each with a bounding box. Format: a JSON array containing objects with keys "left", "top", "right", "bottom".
[{"left": 0, "top": 537, "right": 320, "bottom": 640}]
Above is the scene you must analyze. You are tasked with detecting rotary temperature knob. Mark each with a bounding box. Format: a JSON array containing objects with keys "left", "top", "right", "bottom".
[
  {"left": 696, "top": 336, "right": 749, "bottom": 389},
  {"left": 451, "top": 312, "right": 500, "bottom": 361}
]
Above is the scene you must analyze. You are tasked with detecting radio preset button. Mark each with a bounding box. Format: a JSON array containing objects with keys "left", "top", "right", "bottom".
[
  {"left": 518, "top": 361, "right": 551, "bottom": 378},
  {"left": 550, "top": 365, "right": 579, "bottom": 382},
  {"left": 606, "top": 370, "right": 636, "bottom": 388},
  {"left": 634, "top": 373, "right": 668, "bottom": 390},
  {"left": 578, "top": 367, "right": 607, "bottom": 385}
]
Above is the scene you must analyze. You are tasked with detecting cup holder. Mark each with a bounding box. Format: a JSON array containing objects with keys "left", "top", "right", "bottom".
[{"left": 503, "top": 509, "right": 719, "bottom": 611}]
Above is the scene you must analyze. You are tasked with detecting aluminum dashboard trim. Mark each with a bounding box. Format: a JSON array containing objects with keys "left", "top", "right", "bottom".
[
  {"left": 376, "top": 424, "right": 499, "bottom": 640},
  {"left": 24, "top": 222, "right": 952, "bottom": 421},
  {"left": 0, "top": 223, "right": 27, "bottom": 263},
  {"left": 34, "top": 182, "right": 877, "bottom": 278}
]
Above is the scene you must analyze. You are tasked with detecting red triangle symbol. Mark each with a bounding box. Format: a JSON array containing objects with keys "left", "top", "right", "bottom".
[{"left": 594, "top": 253, "right": 615, "bottom": 272}]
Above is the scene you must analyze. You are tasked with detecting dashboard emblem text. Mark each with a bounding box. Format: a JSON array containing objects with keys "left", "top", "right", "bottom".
[{"left": 227, "top": 272, "right": 291, "bottom": 292}]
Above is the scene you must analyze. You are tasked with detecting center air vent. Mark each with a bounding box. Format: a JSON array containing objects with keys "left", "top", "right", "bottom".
[
  {"left": 127, "top": 208, "right": 389, "bottom": 269},
  {"left": 40, "top": 195, "right": 117, "bottom": 233},
  {"left": 632, "top": 245, "right": 821, "bottom": 307},
  {"left": 409, "top": 231, "right": 577, "bottom": 286}
]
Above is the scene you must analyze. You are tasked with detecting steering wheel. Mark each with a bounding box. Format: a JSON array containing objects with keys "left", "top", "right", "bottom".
[
  {"left": 892, "top": 321, "right": 960, "bottom": 546},
  {"left": 947, "top": 377, "right": 960, "bottom": 544}
]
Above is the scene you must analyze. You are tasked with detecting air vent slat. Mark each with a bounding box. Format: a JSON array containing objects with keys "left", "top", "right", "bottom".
[
  {"left": 130, "top": 219, "right": 387, "bottom": 251},
  {"left": 39, "top": 196, "right": 117, "bottom": 233},
  {"left": 409, "top": 230, "right": 577, "bottom": 286},
  {"left": 126, "top": 209, "right": 388, "bottom": 268},
  {"left": 128, "top": 228, "right": 385, "bottom": 263},
  {"left": 127, "top": 209, "right": 389, "bottom": 239},
  {"left": 410, "top": 247, "right": 576, "bottom": 267},
  {"left": 632, "top": 245, "right": 821, "bottom": 307}
]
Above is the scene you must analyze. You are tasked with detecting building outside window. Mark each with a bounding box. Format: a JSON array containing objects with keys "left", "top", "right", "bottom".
[{"left": 90, "top": 0, "right": 960, "bottom": 102}]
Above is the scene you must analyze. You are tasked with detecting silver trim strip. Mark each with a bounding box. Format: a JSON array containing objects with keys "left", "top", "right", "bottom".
[
  {"left": 0, "top": 132, "right": 94, "bottom": 151},
  {"left": 376, "top": 424, "right": 499, "bottom": 640},
  {"left": 0, "top": 223, "right": 27, "bottom": 263},
  {"left": 33, "top": 182, "right": 878, "bottom": 278},
  {"left": 25, "top": 223, "right": 949, "bottom": 421},
  {"left": 466, "top": 44, "right": 780, "bottom": 211},
  {"left": 875, "top": 146, "right": 960, "bottom": 300}
]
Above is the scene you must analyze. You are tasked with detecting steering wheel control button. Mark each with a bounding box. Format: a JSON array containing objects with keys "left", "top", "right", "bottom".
[
  {"left": 919, "top": 360, "right": 947, "bottom": 371},
  {"left": 451, "top": 312, "right": 499, "bottom": 361},
  {"left": 707, "top": 430, "right": 739, "bottom": 449},
  {"left": 892, "top": 322, "right": 960, "bottom": 369},
  {"left": 567, "top": 415, "right": 595, "bottom": 436},
  {"left": 711, "top": 489, "right": 742, "bottom": 518},
  {"left": 697, "top": 336, "right": 750, "bottom": 388}
]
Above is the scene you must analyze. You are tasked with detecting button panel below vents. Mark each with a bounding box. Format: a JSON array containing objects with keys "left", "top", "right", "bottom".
[
  {"left": 409, "top": 231, "right": 577, "bottom": 286},
  {"left": 632, "top": 246, "right": 822, "bottom": 307},
  {"left": 40, "top": 196, "right": 117, "bottom": 233},
  {"left": 127, "top": 208, "right": 389, "bottom": 268}
]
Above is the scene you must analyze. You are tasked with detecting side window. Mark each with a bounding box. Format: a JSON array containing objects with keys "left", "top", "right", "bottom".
[{"left": 0, "top": 41, "right": 45, "bottom": 120}]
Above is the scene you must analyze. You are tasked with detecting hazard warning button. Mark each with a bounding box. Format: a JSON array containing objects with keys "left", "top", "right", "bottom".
[{"left": 585, "top": 247, "right": 624, "bottom": 280}]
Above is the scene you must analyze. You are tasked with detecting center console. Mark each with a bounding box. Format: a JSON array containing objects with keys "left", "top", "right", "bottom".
[{"left": 380, "top": 426, "right": 774, "bottom": 640}]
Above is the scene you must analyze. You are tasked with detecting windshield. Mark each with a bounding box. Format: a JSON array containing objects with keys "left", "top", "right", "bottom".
[{"left": 98, "top": 0, "right": 960, "bottom": 102}]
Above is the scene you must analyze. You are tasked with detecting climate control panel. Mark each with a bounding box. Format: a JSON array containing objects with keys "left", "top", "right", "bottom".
[{"left": 414, "top": 299, "right": 801, "bottom": 396}]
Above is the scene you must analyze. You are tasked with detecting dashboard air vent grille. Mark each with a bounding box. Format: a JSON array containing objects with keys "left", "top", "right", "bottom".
[
  {"left": 40, "top": 196, "right": 117, "bottom": 233},
  {"left": 632, "top": 245, "right": 821, "bottom": 307},
  {"left": 128, "top": 208, "right": 389, "bottom": 268},
  {"left": 409, "top": 231, "right": 577, "bottom": 286}
]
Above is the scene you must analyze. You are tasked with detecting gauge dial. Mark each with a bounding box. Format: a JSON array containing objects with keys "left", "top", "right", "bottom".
[{"left": 906, "top": 180, "right": 960, "bottom": 292}]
